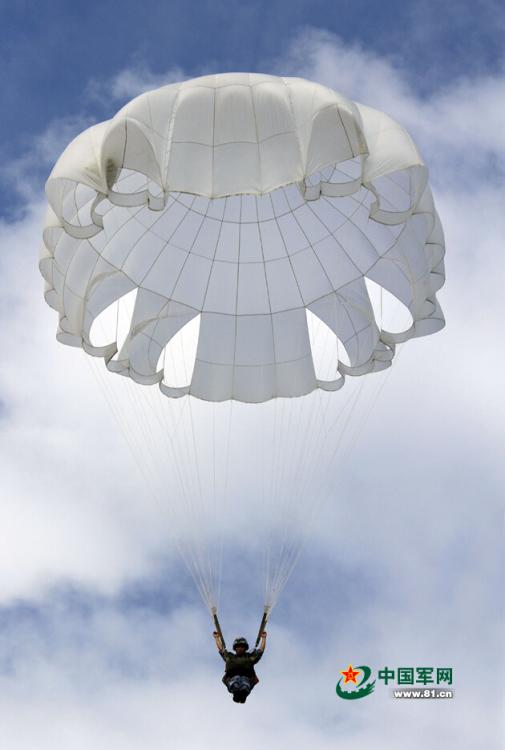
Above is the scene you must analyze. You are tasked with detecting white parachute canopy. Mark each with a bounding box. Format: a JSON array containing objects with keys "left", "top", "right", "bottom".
[{"left": 40, "top": 73, "right": 445, "bottom": 614}]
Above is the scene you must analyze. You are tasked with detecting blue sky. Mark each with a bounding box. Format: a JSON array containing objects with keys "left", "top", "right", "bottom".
[{"left": 0, "top": 2, "right": 504, "bottom": 748}]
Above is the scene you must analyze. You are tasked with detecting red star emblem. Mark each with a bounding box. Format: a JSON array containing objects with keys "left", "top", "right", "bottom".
[{"left": 340, "top": 664, "right": 361, "bottom": 684}]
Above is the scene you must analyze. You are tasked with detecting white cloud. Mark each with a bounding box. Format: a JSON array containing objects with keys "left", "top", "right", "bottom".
[
  {"left": 2, "top": 116, "right": 94, "bottom": 208},
  {"left": 0, "top": 594, "right": 500, "bottom": 749},
  {"left": 85, "top": 63, "right": 186, "bottom": 106},
  {"left": 277, "top": 29, "right": 505, "bottom": 185}
]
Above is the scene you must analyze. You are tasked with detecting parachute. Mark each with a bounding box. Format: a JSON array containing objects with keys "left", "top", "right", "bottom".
[{"left": 40, "top": 73, "right": 445, "bottom": 624}]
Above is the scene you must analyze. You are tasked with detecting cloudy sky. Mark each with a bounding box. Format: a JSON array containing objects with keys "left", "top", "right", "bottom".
[{"left": 1, "top": 1, "right": 504, "bottom": 748}]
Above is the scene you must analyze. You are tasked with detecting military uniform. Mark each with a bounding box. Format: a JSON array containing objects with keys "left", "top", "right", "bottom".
[{"left": 219, "top": 648, "right": 263, "bottom": 700}]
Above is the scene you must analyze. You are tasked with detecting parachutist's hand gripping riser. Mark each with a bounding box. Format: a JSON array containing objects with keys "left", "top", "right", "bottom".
[{"left": 212, "top": 607, "right": 268, "bottom": 654}]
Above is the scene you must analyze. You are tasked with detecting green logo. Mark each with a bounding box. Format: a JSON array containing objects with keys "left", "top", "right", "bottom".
[
  {"left": 336, "top": 664, "right": 453, "bottom": 700},
  {"left": 336, "top": 664, "right": 376, "bottom": 700}
]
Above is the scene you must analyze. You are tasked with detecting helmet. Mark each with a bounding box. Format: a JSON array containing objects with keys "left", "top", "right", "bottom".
[{"left": 233, "top": 637, "right": 249, "bottom": 650}]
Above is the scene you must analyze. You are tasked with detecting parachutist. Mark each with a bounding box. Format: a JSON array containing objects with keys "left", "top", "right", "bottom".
[{"left": 213, "top": 631, "right": 267, "bottom": 703}]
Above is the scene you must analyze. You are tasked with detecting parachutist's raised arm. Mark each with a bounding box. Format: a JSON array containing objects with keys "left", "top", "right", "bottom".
[
  {"left": 258, "top": 631, "right": 267, "bottom": 652},
  {"left": 212, "top": 608, "right": 226, "bottom": 653},
  {"left": 213, "top": 630, "right": 225, "bottom": 653}
]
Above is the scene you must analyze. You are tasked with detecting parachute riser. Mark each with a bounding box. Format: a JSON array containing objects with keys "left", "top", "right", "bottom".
[
  {"left": 254, "top": 607, "right": 270, "bottom": 649},
  {"left": 212, "top": 607, "right": 226, "bottom": 651}
]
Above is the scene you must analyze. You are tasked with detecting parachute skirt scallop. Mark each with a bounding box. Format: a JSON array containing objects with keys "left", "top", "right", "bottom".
[{"left": 41, "top": 167, "right": 444, "bottom": 403}]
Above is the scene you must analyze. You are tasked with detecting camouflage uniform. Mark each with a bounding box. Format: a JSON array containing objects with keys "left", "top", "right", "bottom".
[{"left": 219, "top": 648, "right": 263, "bottom": 696}]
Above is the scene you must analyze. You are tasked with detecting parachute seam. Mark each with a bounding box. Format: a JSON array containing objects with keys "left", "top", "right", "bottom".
[
  {"left": 250, "top": 78, "right": 264, "bottom": 200},
  {"left": 282, "top": 77, "right": 305, "bottom": 174},
  {"left": 230, "top": 195, "right": 243, "bottom": 399},
  {"left": 254, "top": 192, "right": 276, "bottom": 388},
  {"left": 163, "top": 84, "right": 184, "bottom": 190}
]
